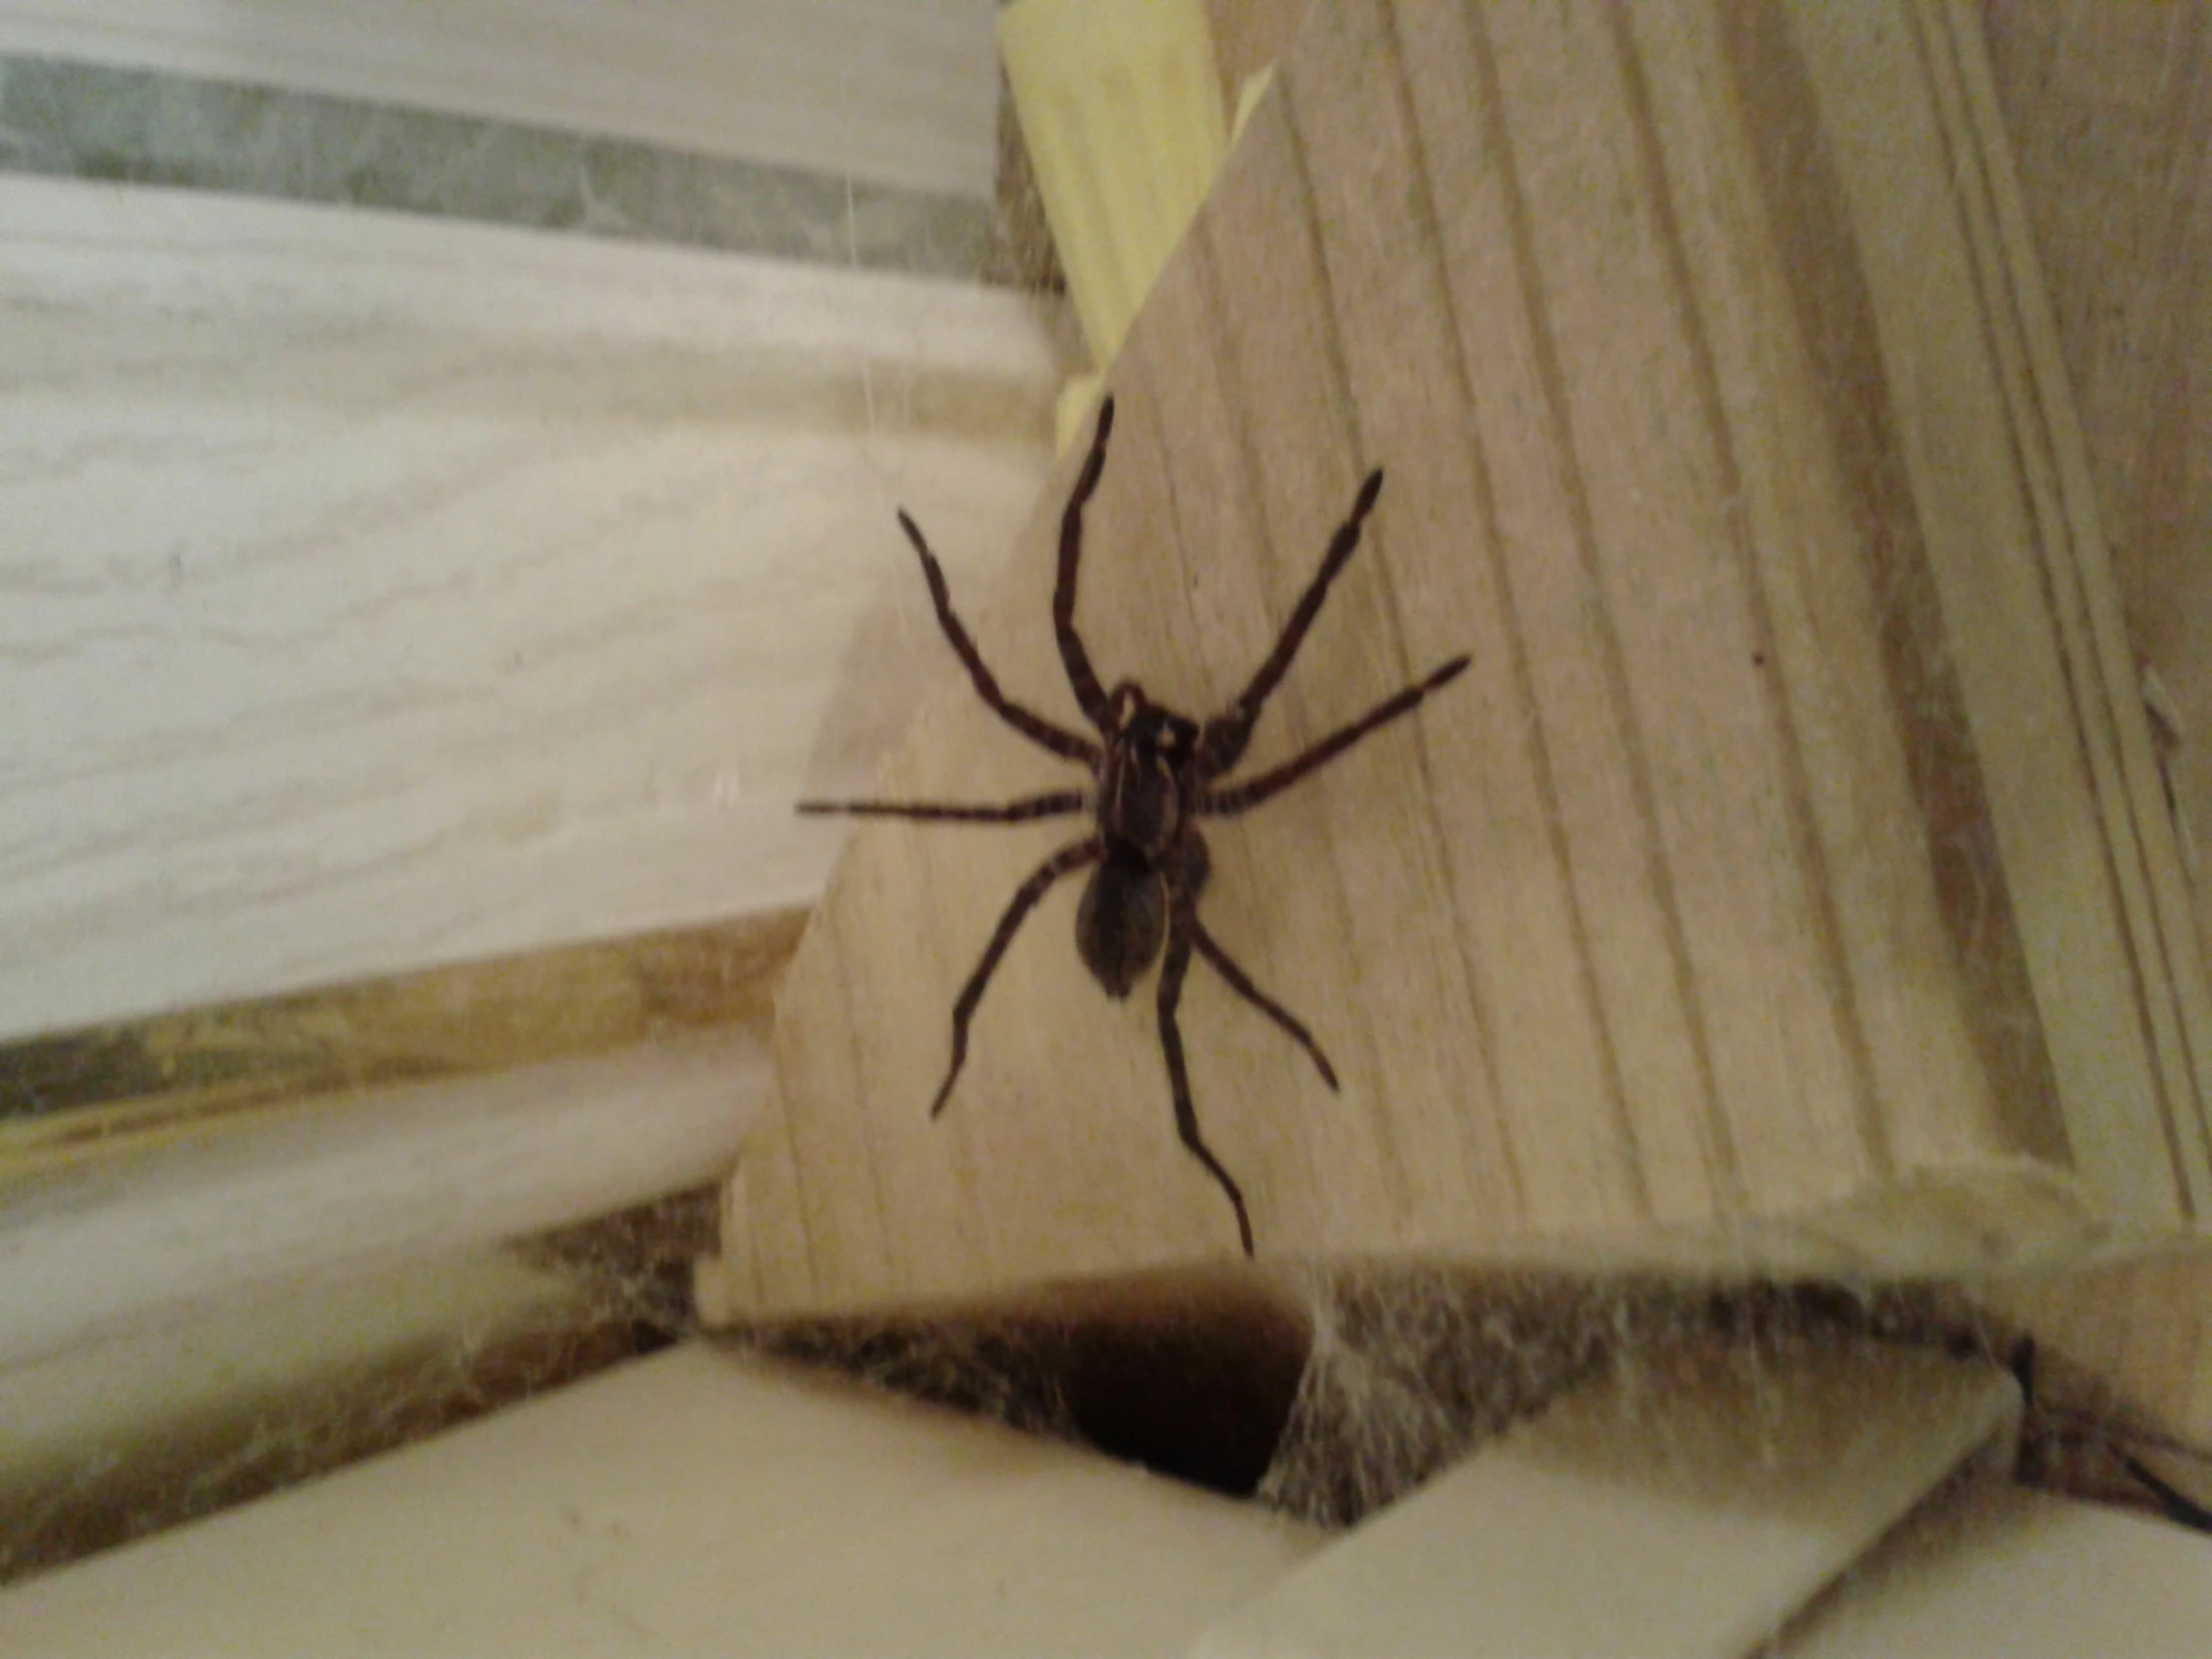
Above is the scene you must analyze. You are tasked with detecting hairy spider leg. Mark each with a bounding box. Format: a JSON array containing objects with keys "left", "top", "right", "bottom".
[
  {"left": 1198, "top": 466, "right": 1387, "bottom": 778},
  {"left": 796, "top": 789, "right": 1089, "bottom": 823},
  {"left": 1052, "top": 394, "right": 1118, "bottom": 728},
  {"left": 1155, "top": 913, "right": 1256, "bottom": 1255},
  {"left": 893, "top": 509, "right": 1099, "bottom": 766},
  {"left": 1199, "top": 656, "right": 1470, "bottom": 818},
  {"left": 928, "top": 834, "right": 1106, "bottom": 1118},
  {"left": 1188, "top": 917, "right": 1339, "bottom": 1089}
]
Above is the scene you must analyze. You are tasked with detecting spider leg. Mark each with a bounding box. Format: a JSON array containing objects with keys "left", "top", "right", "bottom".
[
  {"left": 1157, "top": 913, "right": 1256, "bottom": 1256},
  {"left": 1052, "top": 394, "right": 1116, "bottom": 727},
  {"left": 929, "top": 834, "right": 1105, "bottom": 1118},
  {"left": 895, "top": 509, "right": 1100, "bottom": 766},
  {"left": 1198, "top": 656, "right": 1469, "bottom": 818},
  {"left": 1197, "top": 467, "right": 1386, "bottom": 777},
  {"left": 1188, "top": 918, "right": 1339, "bottom": 1090},
  {"left": 798, "top": 789, "right": 1089, "bottom": 824}
]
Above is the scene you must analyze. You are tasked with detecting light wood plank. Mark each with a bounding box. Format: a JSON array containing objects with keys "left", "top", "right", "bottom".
[
  {"left": 0, "top": 1032, "right": 763, "bottom": 1370},
  {"left": 0, "top": 0, "right": 1001, "bottom": 200},
  {"left": 0, "top": 1246, "right": 616, "bottom": 1584},
  {"left": 0, "top": 176, "right": 1061, "bottom": 1041},
  {"left": 1985, "top": 0, "right": 2212, "bottom": 975},
  {"left": 1977, "top": 1246, "right": 2212, "bottom": 1452},
  {"left": 1192, "top": 1340, "right": 2018, "bottom": 1659},
  {"left": 0, "top": 1343, "right": 1324, "bottom": 1657},
  {"left": 0, "top": 907, "right": 803, "bottom": 1185},
  {"left": 733, "top": 0, "right": 2208, "bottom": 1311},
  {"left": 1775, "top": 1480, "right": 2212, "bottom": 1658},
  {"left": 1961, "top": 1, "right": 2212, "bottom": 1451}
]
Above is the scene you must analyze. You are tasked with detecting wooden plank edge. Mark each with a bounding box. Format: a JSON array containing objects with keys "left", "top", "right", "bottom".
[
  {"left": 0, "top": 0, "right": 1002, "bottom": 201},
  {"left": 708, "top": 1154, "right": 2113, "bottom": 1322},
  {"left": 1915, "top": 0, "right": 2212, "bottom": 1216},
  {"left": 0, "top": 1031, "right": 768, "bottom": 1370},
  {"left": 1189, "top": 1336, "right": 2019, "bottom": 1659},
  {"left": 0, "top": 1343, "right": 1327, "bottom": 1656},
  {"left": 0, "top": 909, "right": 805, "bottom": 1188}
]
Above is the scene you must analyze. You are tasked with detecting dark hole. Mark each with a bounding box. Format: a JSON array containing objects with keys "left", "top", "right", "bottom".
[
  {"left": 742, "top": 1271, "right": 1313, "bottom": 1500},
  {"left": 1052, "top": 1289, "right": 1311, "bottom": 1496}
]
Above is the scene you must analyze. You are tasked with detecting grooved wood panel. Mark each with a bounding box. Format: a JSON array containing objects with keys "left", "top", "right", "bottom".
[
  {"left": 733, "top": 0, "right": 2210, "bottom": 1314},
  {"left": 1966, "top": 0, "right": 2212, "bottom": 1456},
  {"left": 0, "top": 0, "right": 1002, "bottom": 200},
  {"left": 1985, "top": 0, "right": 2212, "bottom": 1025},
  {"left": 0, "top": 177, "right": 1060, "bottom": 1041}
]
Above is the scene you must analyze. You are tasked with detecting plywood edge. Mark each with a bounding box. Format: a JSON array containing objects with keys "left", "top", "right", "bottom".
[{"left": 711, "top": 1155, "right": 2107, "bottom": 1324}]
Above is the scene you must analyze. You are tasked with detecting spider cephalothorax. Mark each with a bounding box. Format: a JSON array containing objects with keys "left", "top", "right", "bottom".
[{"left": 800, "top": 395, "right": 1468, "bottom": 1254}]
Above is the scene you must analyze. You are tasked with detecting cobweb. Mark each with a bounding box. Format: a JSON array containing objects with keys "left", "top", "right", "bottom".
[
  {"left": 6, "top": 34, "right": 2206, "bottom": 1604},
  {"left": 0, "top": 47, "right": 1058, "bottom": 1587},
  {"left": 741, "top": 1261, "right": 2212, "bottom": 1541}
]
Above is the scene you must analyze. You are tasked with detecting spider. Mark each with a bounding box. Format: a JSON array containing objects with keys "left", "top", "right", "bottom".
[{"left": 800, "top": 396, "right": 1468, "bottom": 1255}]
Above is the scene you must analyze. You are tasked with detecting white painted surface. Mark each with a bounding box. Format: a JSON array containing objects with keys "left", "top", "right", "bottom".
[
  {"left": 1191, "top": 1342, "right": 2021, "bottom": 1659},
  {"left": 1, "top": 1248, "right": 583, "bottom": 1487},
  {"left": 0, "top": 1343, "right": 1325, "bottom": 1656},
  {"left": 0, "top": 1031, "right": 766, "bottom": 1369},
  {"left": 0, "top": 176, "right": 1062, "bottom": 1040},
  {"left": 0, "top": 0, "right": 1002, "bottom": 199},
  {"left": 1778, "top": 1481, "right": 2212, "bottom": 1658}
]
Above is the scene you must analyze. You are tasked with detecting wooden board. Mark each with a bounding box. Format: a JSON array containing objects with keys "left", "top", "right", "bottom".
[
  {"left": 1977, "top": 1247, "right": 2212, "bottom": 1454},
  {"left": 0, "top": 1032, "right": 764, "bottom": 1371},
  {"left": 0, "top": 1344, "right": 1324, "bottom": 1657},
  {"left": 1960, "top": 0, "right": 2212, "bottom": 1455},
  {"left": 1775, "top": 1479, "right": 2212, "bottom": 1657},
  {"left": 1193, "top": 1340, "right": 2018, "bottom": 1659},
  {"left": 1955, "top": 3, "right": 2212, "bottom": 973},
  {"left": 0, "top": 907, "right": 803, "bottom": 1186},
  {"left": 0, "top": 1247, "right": 622, "bottom": 1584},
  {"left": 0, "top": 0, "right": 1002, "bottom": 200},
  {"left": 729, "top": 0, "right": 2210, "bottom": 1314},
  {"left": 0, "top": 176, "right": 1059, "bottom": 1042}
]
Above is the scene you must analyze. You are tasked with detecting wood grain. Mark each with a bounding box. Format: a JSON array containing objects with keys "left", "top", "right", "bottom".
[
  {"left": 1204, "top": 0, "right": 1309, "bottom": 108},
  {"left": 731, "top": 0, "right": 2210, "bottom": 1314},
  {"left": 1963, "top": 0, "right": 2212, "bottom": 1455},
  {"left": 0, "top": 1344, "right": 1325, "bottom": 1655},
  {"left": 0, "top": 1033, "right": 765, "bottom": 1371},
  {"left": 1774, "top": 1479, "right": 2212, "bottom": 1657},
  {"left": 1194, "top": 1340, "right": 2018, "bottom": 1659},
  {"left": 0, "top": 907, "right": 804, "bottom": 1186},
  {"left": 0, "top": 176, "right": 1060, "bottom": 1041},
  {"left": 0, "top": 0, "right": 1002, "bottom": 200}
]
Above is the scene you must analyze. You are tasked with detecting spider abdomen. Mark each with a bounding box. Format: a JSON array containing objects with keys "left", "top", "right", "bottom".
[{"left": 1076, "top": 848, "right": 1167, "bottom": 997}]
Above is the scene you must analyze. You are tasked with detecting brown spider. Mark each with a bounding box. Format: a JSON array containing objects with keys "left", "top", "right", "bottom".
[{"left": 800, "top": 396, "right": 1468, "bottom": 1254}]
